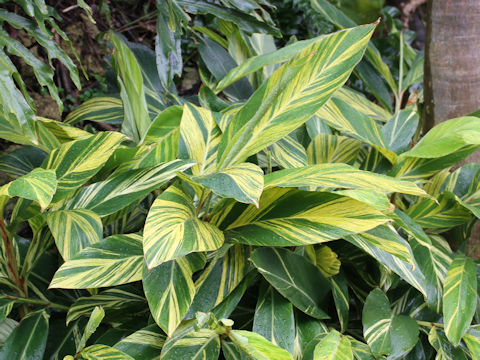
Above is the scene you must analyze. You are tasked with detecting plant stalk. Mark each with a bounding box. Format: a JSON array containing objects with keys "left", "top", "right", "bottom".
[
  {"left": 395, "top": 31, "right": 405, "bottom": 113},
  {"left": 3, "top": 295, "right": 69, "bottom": 311}
]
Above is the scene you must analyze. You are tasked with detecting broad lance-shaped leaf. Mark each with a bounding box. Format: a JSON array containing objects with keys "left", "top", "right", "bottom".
[
  {"left": 77, "top": 306, "right": 104, "bottom": 353},
  {"left": 114, "top": 324, "right": 165, "bottom": 360},
  {"left": 65, "top": 96, "right": 124, "bottom": 125},
  {"left": 63, "top": 159, "right": 195, "bottom": 216},
  {"left": 143, "top": 257, "right": 196, "bottom": 337},
  {"left": 46, "top": 209, "right": 102, "bottom": 261},
  {"left": 263, "top": 164, "right": 426, "bottom": 197},
  {"left": 253, "top": 284, "right": 295, "bottom": 355},
  {"left": 401, "top": 116, "right": 480, "bottom": 159},
  {"left": 218, "top": 188, "right": 387, "bottom": 247},
  {"left": 443, "top": 255, "right": 477, "bottom": 345},
  {"left": 307, "top": 134, "right": 362, "bottom": 166},
  {"left": 44, "top": 131, "right": 124, "bottom": 202},
  {"left": 216, "top": 23, "right": 376, "bottom": 169},
  {"left": 79, "top": 344, "right": 134, "bottom": 359},
  {"left": 463, "top": 329, "right": 480, "bottom": 360},
  {"left": 191, "top": 163, "right": 264, "bottom": 206},
  {"left": 428, "top": 327, "right": 467, "bottom": 360},
  {"left": 160, "top": 328, "right": 220, "bottom": 360},
  {"left": 0, "top": 310, "right": 49, "bottom": 359},
  {"left": 313, "top": 330, "right": 352, "bottom": 360},
  {"left": 179, "top": 103, "right": 222, "bottom": 176},
  {"left": 251, "top": 247, "right": 330, "bottom": 319},
  {"left": 362, "top": 289, "right": 391, "bottom": 356},
  {"left": 50, "top": 234, "right": 143, "bottom": 289},
  {"left": 268, "top": 135, "right": 308, "bottom": 169},
  {"left": 143, "top": 185, "right": 224, "bottom": 269},
  {"left": 382, "top": 110, "right": 419, "bottom": 154},
  {"left": 0, "top": 145, "right": 47, "bottom": 178},
  {"left": 0, "top": 168, "right": 56, "bottom": 210},
  {"left": 230, "top": 330, "right": 293, "bottom": 360}
]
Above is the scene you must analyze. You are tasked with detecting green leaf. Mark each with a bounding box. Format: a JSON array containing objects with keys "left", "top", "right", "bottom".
[
  {"left": 0, "top": 310, "right": 49, "bottom": 360},
  {"left": 313, "top": 330, "right": 352, "bottom": 360},
  {"left": 463, "top": 329, "right": 480, "bottom": 360},
  {"left": 65, "top": 96, "right": 124, "bottom": 125},
  {"left": 0, "top": 168, "right": 56, "bottom": 210},
  {"left": 253, "top": 284, "right": 295, "bottom": 355},
  {"left": 49, "top": 234, "right": 143, "bottom": 289},
  {"left": 186, "top": 244, "right": 251, "bottom": 317},
  {"left": 79, "top": 344, "right": 134, "bottom": 359},
  {"left": 428, "top": 327, "right": 467, "bottom": 360},
  {"left": 143, "top": 257, "right": 196, "bottom": 337},
  {"left": 251, "top": 247, "right": 330, "bottom": 319},
  {"left": 46, "top": 209, "right": 103, "bottom": 261},
  {"left": 143, "top": 185, "right": 224, "bottom": 269},
  {"left": 111, "top": 33, "right": 151, "bottom": 144},
  {"left": 230, "top": 330, "right": 293, "bottom": 360},
  {"left": 329, "top": 272, "right": 349, "bottom": 332},
  {"left": 64, "top": 160, "right": 195, "bottom": 216},
  {"left": 382, "top": 110, "right": 419, "bottom": 154},
  {"left": 179, "top": 103, "right": 223, "bottom": 176},
  {"left": 144, "top": 105, "right": 181, "bottom": 146},
  {"left": 221, "top": 189, "right": 387, "bottom": 246},
  {"left": 44, "top": 131, "right": 124, "bottom": 202},
  {"left": 307, "top": 134, "right": 362, "bottom": 165},
  {"left": 216, "top": 24, "right": 376, "bottom": 169},
  {"left": 0, "top": 146, "right": 47, "bottom": 178},
  {"left": 160, "top": 328, "right": 220, "bottom": 360},
  {"left": 77, "top": 307, "right": 105, "bottom": 352},
  {"left": 263, "top": 164, "right": 426, "bottom": 197},
  {"left": 389, "top": 315, "right": 419, "bottom": 360},
  {"left": 362, "top": 289, "right": 392, "bottom": 356},
  {"left": 113, "top": 324, "right": 165, "bottom": 360},
  {"left": 191, "top": 163, "right": 264, "bottom": 205},
  {"left": 401, "top": 116, "right": 480, "bottom": 159},
  {"left": 443, "top": 255, "right": 477, "bottom": 345}
]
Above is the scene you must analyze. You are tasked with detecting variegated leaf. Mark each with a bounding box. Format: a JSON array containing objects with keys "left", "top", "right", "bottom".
[
  {"left": 64, "top": 160, "right": 195, "bottom": 216},
  {"left": 307, "top": 134, "right": 362, "bottom": 165},
  {"left": 463, "top": 329, "right": 480, "bottom": 360},
  {"left": 49, "top": 234, "right": 143, "bottom": 289},
  {"left": 362, "top": 289, "right": 391, "bottom": 356},
  {"left": 0, "top": 168, "right": 56, "bottom": 210},
  {"left": 230, "top": 330, "right": 293, "bottom": 360},
  {"left": 113, "top": 324, "right": 165, "bottom": 360},
  {"left": 44, "top": 131, "right": 124, "bottom": 202},
  {"left": 263, "top": 164, "right": 426, "bottom": 197},
  {"left": 46, "top": 209, "right": 103, "bottom": 260},
  {"left": 191, "top": 162, "right": 264, "bottom": 205},
  {"left": 428, "top": 327, "right": 467, "bottom": 360},
  {"left": 219, "top": 188, "right": 387, "bottom": 247},
  {"left": 160, "top": 328, "right": 220, "bottom": 360},
  {"left": 143, "top": 185, "right": 224, "bottom": 269},
  {"left": 216, "top": 24, "right": 376, "bottom": 169},
  {"left": 143, "top": 257, "right": 196, "bottom": 337},
  {"left": 382, "top": 109, "right": 418, "bottom": 154},
  {"left": 268, "top": 135, "right": 308, "bottom": 169},
  {"left": 80, "top": 344, "right": 134, "bottom": 359},
  {"left": 313, "top": 330, "right": 352, "bottom": 360},
  {"left": 179, "top": 103, "right": 222, "bottom": 175},
  {"left": 65, "top": 96, "right": 124, "bottom": 125},
  {"left": 443, "top": 255, "right": 477, "bottom": 345}
]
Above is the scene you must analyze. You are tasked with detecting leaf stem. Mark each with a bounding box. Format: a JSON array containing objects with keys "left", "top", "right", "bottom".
[
  {"left": 3, "top": 295, "right": 69, "bottom": 311},
  {"left": 395, "top": 31, "right": 404, "bottom": 113},
  {"left": 0, "top": 218, "right": 26, "bottom": 297},
  {"left": 416, "top": 320, "right": 444, "bottom": 328}
]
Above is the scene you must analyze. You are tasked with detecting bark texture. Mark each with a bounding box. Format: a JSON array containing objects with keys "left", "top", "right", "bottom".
[{"left": 424, "top": 0, "right": 480, "bottom": 256}]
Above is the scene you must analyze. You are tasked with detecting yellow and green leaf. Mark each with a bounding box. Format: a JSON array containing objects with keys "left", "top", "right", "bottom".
[{"left": 313, "top": 330, "right": 352, "bottom": 360}]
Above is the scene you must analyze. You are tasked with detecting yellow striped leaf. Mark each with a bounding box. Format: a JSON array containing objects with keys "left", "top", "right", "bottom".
[
  {"left": 143, "top": 257, "right": 196, "bottom": 337},
  {"left": 362, "top": 289, "right": 391, "bottom": 356},
  {"left": 64, "top": 160, "right": 195, "bottom": 216},
  {"left": 80, "top": 344, "right": 134, "bottom": 360},
  {"left": 264, "top": 164, "right": 426, "bottom": 197},
  {"left": 49, "top": 234, "right": 143, "bottom": 289},
  {"left": 46, "top": 209, "right": 102, "bottom": 261},
  {"left": 216, "top": 24, "right": 376, "bottom": 169},
  {"left": 218, "top": 188, "right": 386, "bottom": 246},
  {"left": 191, "top": 163, "right": 264, "bottom": 205},
  {"left": 313, "top": 330, "right": 352, "bottom": 360},
  {"left": 0, "top": 168, "right": 56, "bottom": 210},
  {"left": 179, "top": 103, "right": 222, "bottom": 176},
  {"left": 463, "top": 329, "right": 480, "bottom": 360},
  {"left": 307, "top": 134, "right": 362, "bottom": 165},
  {"left": 143, "top": 185, "right": 224, "bottom": 269},
  {"left": 230, "top": 330, "right": 293, "bottom": 360},
  {"left": 65, "top": 96, "right": 124, "bottom": 125},
  {"left": 268, "top": 135, "right": 308, "bottom": 169},
  {"left": 143, "top": 105, "right": 181, "bottom": 147},
  {"left": 443, "top": 255, "right": 477, "bottom": 345},
  {"left": 333, "top": 87, "right": 391, "bottom": 123},
  {"left": 113, "top": 324, "right": 165, "bottom": 359},
  {"left": 160, "top": 328, "right": 220, "bottom": 360},
  {"left": 45, "top": 131, "right": 124, "bottom": 202},
  {"left": 37, "top": 117, "right": 92, "bottom": 143}
]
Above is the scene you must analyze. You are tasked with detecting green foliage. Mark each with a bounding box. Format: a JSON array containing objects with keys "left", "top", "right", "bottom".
[{"left": 0, "top": 1, "right": 479, "bottom": 359}]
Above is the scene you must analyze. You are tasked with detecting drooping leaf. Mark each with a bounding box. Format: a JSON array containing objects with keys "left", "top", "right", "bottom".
[
  {"left": 50, "top": 234, "right": 143, "bottom": 289},
  {"left": 221, "top": 188, "right": 387, "bottom": 246},
  {"left": 230, "top": 330, "right": 293, "bottom": 360},
  {"left": 191, "top": 162, "right": 264, "bottom": 205},
  {"left": 43, "top": 131, "right": 124, "bottom": 201},
  {"left": 251, "top": 247, "right": 330, "bottom": 319},
  {"left": 307, "top": 134, "right": 362, "bottom": 166},
  {"left": 46, "top": 209, "right": 103, "bottom": 261},
  {"left": 216, "top": 24, "right": 376, "bottom": 169},
  {"left": 79, "top": 344, "right": 134, "bottom": 359},
  {"left": 0, "top": 168, "right": 56, "bottom": 210},
  {"left": 64, "top": 160, "right": 195, "bottom": 216},
  {"left": 77, "top": 307, "right": 105, "bottom": 353},
  {"left": 329, "top": 271, "right": 349, "bottom": 332},
  {"left": 65, "top": 96, "right": 124, "bottom": 125},
  {"left": 428, "top": 327, "right": 467, "bottom": 360},
  {"left": 143, "top": 185, "right": 224, "bottom": 269},
  {"left": 113, "top": 324, "right": 165, "bottom": 360},
  {"left": 443, "top": 255, "right": 477, "bottom": 345},
  {"left": 160, "top": 328, "right": 220, "bottom": 360},
  {"left": 253, "top": 284, "right": 295, "bottom": 355},
  {"left": 143, "top": 257, "right": 196, "bottom": 337},
  {"left": 0, "top": 146, "right": 47, "bottom": 178},
  {"left": 313, "top": 330, "right": 353, "bottom": 360},
  {"left": 0, "top": 310, "right": 49, "bottom": 360}
]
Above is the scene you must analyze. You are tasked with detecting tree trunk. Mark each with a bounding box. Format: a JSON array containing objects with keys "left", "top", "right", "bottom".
[{"left": 424, "top": 0, "right": 480, "bottom": 256}]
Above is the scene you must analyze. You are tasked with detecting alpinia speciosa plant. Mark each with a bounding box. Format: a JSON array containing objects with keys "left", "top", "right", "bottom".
[{"left": 1, "top": 1, "right": 480, "bottom": 359}]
